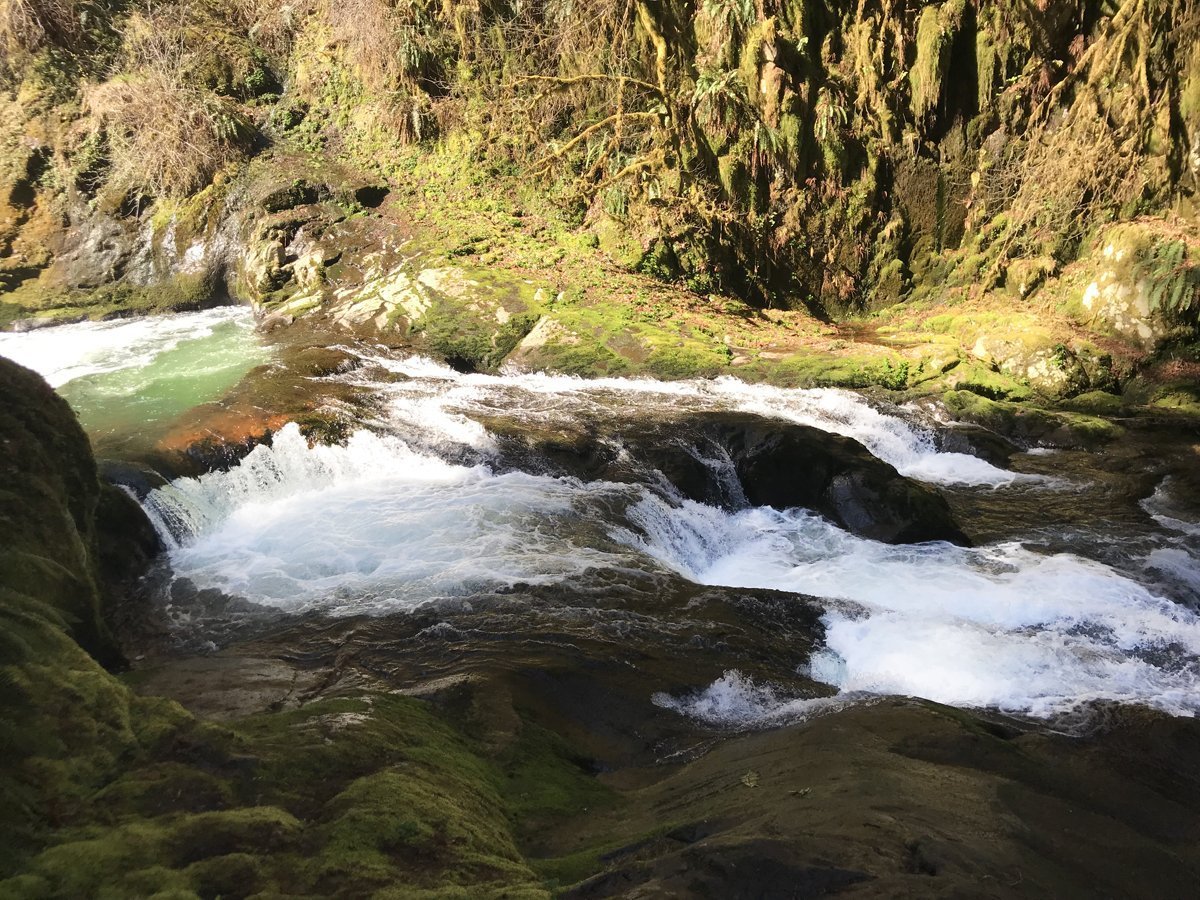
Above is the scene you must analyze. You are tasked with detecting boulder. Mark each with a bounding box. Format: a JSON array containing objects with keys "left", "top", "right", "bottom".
[
  {"left": 669, "top": 414, "right": 969, "bottom": 545},
  {"left": 488, "top": 411, "right": 969, "bottom": 545}
]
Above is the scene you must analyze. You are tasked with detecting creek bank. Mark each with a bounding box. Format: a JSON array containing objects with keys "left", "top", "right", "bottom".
[
  {"left": 3, "top": 131, "right": 1196, "bottom": 422},
  {"left": 128, "top": 590, "right": 1200, "bottom": 900}
]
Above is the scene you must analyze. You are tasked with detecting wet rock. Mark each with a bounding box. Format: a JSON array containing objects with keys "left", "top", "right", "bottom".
[
  {"left": 488, "top": 411, "right": 967, "bottom": 544},
  {"left": 705, "top": 415, "right": 967, "bottom": 544},
  {"left": 622, "top": 414, "right": 969, "bottom": 545},
  {"left": 931, "top": 422, "right": 1019, "bottom": 466},
  {"left": 943, "top": 390, "right": 1123, "bottom": 449}
]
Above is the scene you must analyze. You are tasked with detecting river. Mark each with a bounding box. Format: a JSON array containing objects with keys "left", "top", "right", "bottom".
[{"left": 3, "top": 307, "right": 1198, "bottom": 728}]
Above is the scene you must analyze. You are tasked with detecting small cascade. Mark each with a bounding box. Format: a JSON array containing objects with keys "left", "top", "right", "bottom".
[
  {"left": 5, "top": 319, "right": 1198, "bottom": 723},
  {"left": 622, "top": 492, "right": 1200, "bottom": 718},
  {"left": 353, "top": 353, "right": 1036, "bottom": 487}
]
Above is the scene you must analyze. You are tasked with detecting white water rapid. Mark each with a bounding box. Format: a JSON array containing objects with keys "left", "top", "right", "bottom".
[
  {"left": 134, "top": 353, "right": 1200, "bottom": 721},
  {"left": 0, "top": 306, "right": 259, "bottom": 388},
  {"left": 5, "top": 322, "right": 1198, "bottom": 724},
  {"left": 0, "top": 307, "right": 269, "bottom": 437}
]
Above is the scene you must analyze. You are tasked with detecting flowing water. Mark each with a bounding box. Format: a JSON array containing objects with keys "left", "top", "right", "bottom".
[
  {"left": 0, "top": 307, "right": 270, "bottom": 441},
  {"left": 4, "top": 315, "right": 1199, "bottom": 727}
]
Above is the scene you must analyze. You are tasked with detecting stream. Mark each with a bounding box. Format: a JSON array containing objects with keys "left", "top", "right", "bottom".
[{"left": 4, "top": 308, "right": 1199, "bottom": 728}]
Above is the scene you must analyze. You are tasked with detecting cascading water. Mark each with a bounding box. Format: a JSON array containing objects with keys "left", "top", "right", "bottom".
[
  {"left": 5, "top": 323, "right": 1199, "bottom": 724},
  {"left": 135, "top": 352, "right": 1200, "bottom": 721}
]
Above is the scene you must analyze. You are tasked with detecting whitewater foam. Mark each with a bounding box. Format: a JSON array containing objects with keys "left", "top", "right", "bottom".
[
  {"left": 0, "top": 306, "right": 256, "bottom": 388},
  {"left": 145, "top": 424, "right": 638, "bottom": 614},
  {"left": 621, "top": 492, "right": 1200, "bottom": 717},
  {"left": 653, "top": 670, "right": 863, "bottom": 728},
  {"left": 353, "top": 353, "right": 1031, "bottom": 488},
  {"left": 118, "top": 347, "right": 1199, "bottom": 720}
]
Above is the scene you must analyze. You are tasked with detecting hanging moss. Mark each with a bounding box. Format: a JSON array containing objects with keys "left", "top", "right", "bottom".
[
  {"left": 910, "top": 6, "right": 947, "bottom": 121},
  {"left": 1182, "top": 43, "right": 1200, "bottom": 126},
  {"left": 976, "top": 26, "right": 997, "bottom": 110},
  {"left": 909, "top": 0, "right": 967, "bottom": 123}
]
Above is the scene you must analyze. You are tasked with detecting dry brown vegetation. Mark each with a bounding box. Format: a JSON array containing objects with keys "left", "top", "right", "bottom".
[
  {"left": 81, "top": 8, "right": 255, "bottom": 199},
  {"left": 0, "top": 0, "right": 80, "bottom": 57},
  {"left": 977, "top": 0, "right": 1200, "bottom": 277}
]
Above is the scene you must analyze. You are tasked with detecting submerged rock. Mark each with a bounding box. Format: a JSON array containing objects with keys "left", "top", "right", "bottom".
[{"left": 490, "top": 411, "right": 968, "bottom": 545}]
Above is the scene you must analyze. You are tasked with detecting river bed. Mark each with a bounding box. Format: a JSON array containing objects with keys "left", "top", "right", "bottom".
[{"left": 3, "top": 309, "right": 1198, "bottom": 729}]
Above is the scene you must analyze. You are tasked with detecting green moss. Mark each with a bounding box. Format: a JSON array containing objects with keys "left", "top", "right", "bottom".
[
  {"left": 645, "top": 342, "right": 733, "bottom": 379},
  {"left": 1064, "top": 390, "right": 1124, "bottom": 416},
  {"left": 15, "top": 821, "right": 172, "bottom": 898},
  {"left": 910, "top": 2, "right": 964, "bottom": 120},
  {"left": 1151, "top": 391, "right": 1200, "bottom": 415},
  {"left": 1055, "top": 411, "right": 1123, "bottom": 444},
  {"left": 739, "top": 352, "right": 909, "bottom": 390},
  {"left": 496, "top": 723, "right": 614, "bottom": 832},
  {"left": 976, "top": 26, "right": 997, "bottom": 109},
  {"left": 953, "top": 363, "right": 1032, "bottom": 401},
  {"left": 527, "top": 335, "right": 633, "bottom": 377},
  {"left": 943, "top": 390, "right": 1122, "bottom": 446},
  {"left": 184, "top": 853, "right": 263, "bottom": 898},
  {"left": 942, "top": 389, "right": 1017, "bottom": 431}
]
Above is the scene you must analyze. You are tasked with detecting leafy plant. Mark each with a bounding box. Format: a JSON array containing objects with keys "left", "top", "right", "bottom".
[
  {"left": 701, "top": 0, "right": 755, "bottom": 41},
  {"left": 691, "top": 68, "right": 752, "bottom": 138}
]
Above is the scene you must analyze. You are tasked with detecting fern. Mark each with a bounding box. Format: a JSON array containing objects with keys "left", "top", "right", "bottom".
[
  {"left": 603, "top": 184, "right": 630, "bottom": 217},
  {"left": 750, "top": 120, "right": 785, "bottom": 177},
  {"left": 692, "top": 68, "right": 752, "bottom": 138},
  {"left": 702, "top": 0, "right": 755, "bottom": 40}
]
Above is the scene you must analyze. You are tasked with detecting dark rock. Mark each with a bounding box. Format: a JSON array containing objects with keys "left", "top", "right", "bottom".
[
  {"left": 633, "top": 413, "right": 969, "bottom": 545},
  {"left": 261, "top": 179, "right": 327, "bottom": 213},
  {"left": 98, "top": 459, "right": 169, "bottom": 498},
  {"left": 353, "top": 184, "right": 390, "bottom": 208},
  {"left": 485, "top": 411, "right": 967, "bottom": 544},
  {"left": 934, "top": 423, "right": 1019, "bottom": 466}
]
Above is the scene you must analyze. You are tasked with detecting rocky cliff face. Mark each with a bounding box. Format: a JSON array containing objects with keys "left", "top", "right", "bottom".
[
  {"left": 1, "top": 1, "right": 1198, "bottom": 412},
  {"left": 3, "top": 0, "right": 1198, "bottom": 313}
]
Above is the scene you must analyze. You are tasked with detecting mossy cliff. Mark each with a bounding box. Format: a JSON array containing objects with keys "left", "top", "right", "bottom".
[
  {"left": 4, "top": 0, "right": 1199, "bottom": 304},
  {"left": 1, "top": 0, "right": 1198, "bottom": 401}
]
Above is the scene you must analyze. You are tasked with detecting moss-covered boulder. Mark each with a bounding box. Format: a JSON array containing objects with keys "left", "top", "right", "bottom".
[
  {"left": 942, "top": 390, "right": 1123, "bottom": 449},
  {"left": 0, "top": 357, "right": 169, "bottom": 869},
  {"left": 1068, "top": 223, "right": 1200, "bottom": 350},
  {"left": 0, "top": 357, "right": 560, "bottom": 898}
]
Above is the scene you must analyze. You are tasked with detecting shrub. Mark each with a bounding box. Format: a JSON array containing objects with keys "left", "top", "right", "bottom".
[
  {"left": 81, "top": 9, "right": 256, "bottom": 199},
  {"left": 0, "top": 0, "right": 80, "bottom": 56}
]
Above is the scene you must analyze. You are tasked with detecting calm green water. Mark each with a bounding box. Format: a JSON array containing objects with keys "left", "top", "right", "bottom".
[{"left": 0, "top": 307, "right": 271, "bottom": 441}]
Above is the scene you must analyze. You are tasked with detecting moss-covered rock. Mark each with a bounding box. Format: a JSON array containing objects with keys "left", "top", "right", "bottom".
[
  {"left": 0, "top": 358, "right": 558, "bottom": 899},
  {"left": 1067, "top": 223, "right": 1200, "bottom": 350},
  {"left": 942, "top": 390, "right": 1123, "bottom": 448}
]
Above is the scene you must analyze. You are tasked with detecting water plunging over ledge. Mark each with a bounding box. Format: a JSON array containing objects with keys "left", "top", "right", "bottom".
[
  {"left": 140, "top": 353, "right": 1200, "bottom": 723},
  {"left": 4, "top": 319, "right": 1198, "bottom": 726}
]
